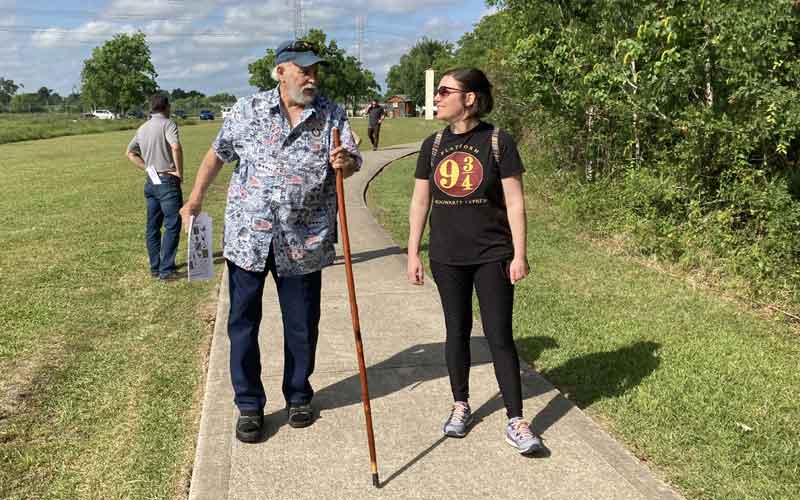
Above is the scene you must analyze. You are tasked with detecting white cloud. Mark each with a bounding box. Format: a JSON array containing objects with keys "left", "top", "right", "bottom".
[
  {"left": 142, "top": 19, "right": 190, "bottom": 43},
  {"left": 31, "top": 21, "right": 137, "bottom": 48},
  {"left": 105, "top": 0, "right": 217, "bottom": 20},
  {"left": 479, "top": 5, "right": 500, "bottom": 19},
  {"left": 221, "top": 1, "right": 290, "bottom": 29},
  {"left": 422, "top": 16, "right": 468, "bottom": 38},
  {"left": 192, "top": 61, "right": 229, "bottom": 75},
  {"left": 345, "top": 0, "right": 459, "bottom": 15},
  {"left": 238, "top": 54, "right": 259, "bottom": 65},
  {"left": 159, "top": 60, "right": 230, "bottom": 79}
]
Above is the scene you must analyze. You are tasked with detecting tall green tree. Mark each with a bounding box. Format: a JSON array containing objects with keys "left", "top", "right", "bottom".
[
  {"left": 36, "top": 87, "right": 52, "bottom": 103},
  {"left": 248, "top": 49, "right": 277, "bottom": 91},
  {"left": 0, "top": 77, "right": 21, "bottom": 108},
  {"left": 385, "top": 38, "right": 454, "bottom": 105},
  {"left": 81, "top": 32, "right": 158, "bottom": 113}
]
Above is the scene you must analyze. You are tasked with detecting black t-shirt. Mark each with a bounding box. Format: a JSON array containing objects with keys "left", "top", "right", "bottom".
[
  {"left": 415, "top": 121, "right": 524, "bottom": 265},
  {"left": 367, "top": 105, "right": 384, "bottom": 128}
]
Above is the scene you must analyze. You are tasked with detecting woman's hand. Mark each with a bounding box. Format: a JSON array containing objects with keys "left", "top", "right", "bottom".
[
  {"left": 407, "top": 253, "right": 425, "bottom": 285},
  {"left": 508, "top": 256, "right": 530, "bottom": 285}
]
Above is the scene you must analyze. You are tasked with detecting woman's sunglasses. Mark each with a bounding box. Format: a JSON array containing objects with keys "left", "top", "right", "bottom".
[{"left": 435, "top": 86, "right": 469, "bottom": 97}]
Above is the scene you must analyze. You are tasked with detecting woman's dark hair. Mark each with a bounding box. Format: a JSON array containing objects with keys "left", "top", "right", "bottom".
[
  {"left": 442, "top": 67, "right": 493, "bottom": 118},
  {"left": 150, "top": 94, "right": 170, "bottom": 113}
]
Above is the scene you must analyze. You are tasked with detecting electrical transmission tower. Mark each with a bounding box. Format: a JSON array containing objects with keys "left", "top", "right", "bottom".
[
  {"left": 293, "top": 0, "right": 306, "bottom": 39},
  {"left": 356, "top": 16, "right": 365, "bottom": 63}
]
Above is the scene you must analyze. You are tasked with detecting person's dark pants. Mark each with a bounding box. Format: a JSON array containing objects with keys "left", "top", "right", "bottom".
[
  {"left": 367, "top": 124, "right": 381, "bottom": 149},
  {"left": 144, "top": 175, "right": 183, "bottom": 277},
  {"left": 430, "top": 259, "right": 523, "bottom": 419},
  {"left": 226, "top": 252, "right": 322, "bottom": 414}
]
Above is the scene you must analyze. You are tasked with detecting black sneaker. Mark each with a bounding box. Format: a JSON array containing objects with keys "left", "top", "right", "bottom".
[
  {"left": 236, "top": 411, "right": 264, "bottom": 443},
  {"left": 287, "top": 403, "right": 314, "bottom": 428}
]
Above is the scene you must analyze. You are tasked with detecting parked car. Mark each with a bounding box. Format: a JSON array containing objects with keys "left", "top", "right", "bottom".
[
  {"left": 126, "top": 110, "right": 145, "bottom": 119},
  {"left": 173, "top": 109, "right": 187, "bottom": 119},
  {"left": 221, "top": 106, "right": 232, "bottom": 119},
  {"left": 199, "top": 110, "right": 215, "bottom": 120},
  {"left": 92, "top": 109, "right": 115, "bottom": 120}
]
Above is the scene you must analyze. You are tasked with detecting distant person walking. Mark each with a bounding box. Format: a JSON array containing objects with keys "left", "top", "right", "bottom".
[
  {"left": 126, "top": 94, "right": 184, "bottom": 280},
  {"left": 366, "top": 100, "right": 385, "bottom": 151},
  {"left": 406, "top": 68, "right": 545, "bottom": 455}
]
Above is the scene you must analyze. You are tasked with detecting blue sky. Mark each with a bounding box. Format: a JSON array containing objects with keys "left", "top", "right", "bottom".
[{"left": 0, "top": 0, "right": 496, "bottom": 98}]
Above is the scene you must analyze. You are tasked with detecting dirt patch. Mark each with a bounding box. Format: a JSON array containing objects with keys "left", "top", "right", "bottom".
[{"left": 0, "top": 338, "right": 68, "bottom": 423}]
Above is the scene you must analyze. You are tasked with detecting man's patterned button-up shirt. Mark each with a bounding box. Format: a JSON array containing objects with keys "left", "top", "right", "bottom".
[{"left": 212, "top": 87, "right": 362, "bottom": 276}]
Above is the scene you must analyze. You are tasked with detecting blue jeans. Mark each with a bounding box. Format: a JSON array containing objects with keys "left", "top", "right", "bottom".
[
  {"left": 144, "top": 175, "right": 183, "bottom": 277},
  {"left": 227, "top": 250, "right": 322, "bottom": 413}
]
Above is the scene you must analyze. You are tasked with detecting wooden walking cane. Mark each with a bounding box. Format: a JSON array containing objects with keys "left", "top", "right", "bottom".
[{"left": 333, "top": 127, "right": 380, "bottom": 488}]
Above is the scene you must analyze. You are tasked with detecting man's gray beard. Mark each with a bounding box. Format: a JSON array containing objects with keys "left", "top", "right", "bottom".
[{"left": 289, "top": 84, "right": 317, "bottom": 106}]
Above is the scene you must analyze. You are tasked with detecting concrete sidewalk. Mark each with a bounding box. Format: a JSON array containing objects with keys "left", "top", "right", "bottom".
[{"left": 188, "top": 144, "right": 684, "bottom": 500}]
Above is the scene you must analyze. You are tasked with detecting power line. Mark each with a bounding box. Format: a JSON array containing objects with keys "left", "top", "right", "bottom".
[
  {"left": 0, "top": 25, "right": 245, "bottom": 38},
  {"left": 0, "top": 6, "right": 227, "bottom": 24}
]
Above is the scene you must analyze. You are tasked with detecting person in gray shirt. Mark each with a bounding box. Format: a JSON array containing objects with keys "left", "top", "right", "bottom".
[{"left": 126, "top": 94, "right": 184, "bottom": 280}]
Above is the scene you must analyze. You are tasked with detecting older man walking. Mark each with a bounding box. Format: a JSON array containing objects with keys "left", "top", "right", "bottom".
[
  {"left": 126, "top": 94, "right": 184, "bottom": 280},
  {"left": 180, "top": 40, "right": 361, "bottom": 443}
]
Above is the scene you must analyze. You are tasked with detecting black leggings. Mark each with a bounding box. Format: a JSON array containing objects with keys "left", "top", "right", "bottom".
[{"left": 430, "top": 259, "right": 522, "bottom": 419}]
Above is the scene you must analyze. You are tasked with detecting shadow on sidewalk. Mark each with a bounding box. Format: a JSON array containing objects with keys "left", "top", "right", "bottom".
[
  {"left": 262, "top": 338, "right": 495, "bottom": 437},
  {"left": 261, "top": 335, "right": 661, "bottom": 481},
  {"left": 332, "top": 246, "right": 405, "bottom": 266},
  {"left": 314, "top": 337, "right": 494, "bottom": 411},
  {"left": 377, "top": 338, "right": 662, "bottom": 487}
]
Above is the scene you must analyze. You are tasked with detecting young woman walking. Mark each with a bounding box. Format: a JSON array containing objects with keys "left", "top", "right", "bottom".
[{"left": 407, "top": 68, "right": 544, "bottom": 454}]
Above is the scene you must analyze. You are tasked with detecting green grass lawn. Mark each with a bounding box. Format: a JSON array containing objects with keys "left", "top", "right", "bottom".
[
  {"left": 0, "top": 117, "right": 440, "bottom": 500},
  {"left": 0, "top": 113, "right": 198, "bottom": 145},
  {"left": 367, "top": 155, "right": 800, "bottom": 500}
]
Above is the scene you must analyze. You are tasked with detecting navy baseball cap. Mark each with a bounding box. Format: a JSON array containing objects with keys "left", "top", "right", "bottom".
[{"left": 275, "top": 40, "right": 327, "bottom": 67}]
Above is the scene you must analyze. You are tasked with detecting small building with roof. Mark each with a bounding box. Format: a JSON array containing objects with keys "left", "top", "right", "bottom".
[{"left": 383, "top": 95, "right": 416, "bottom": 118}]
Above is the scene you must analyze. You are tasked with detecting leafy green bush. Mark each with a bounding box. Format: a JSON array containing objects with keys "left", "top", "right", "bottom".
[{"left": 474, "top": 0, "right": 800, "bottom": 306}]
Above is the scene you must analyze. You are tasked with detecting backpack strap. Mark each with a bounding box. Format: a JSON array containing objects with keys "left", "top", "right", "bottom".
[
  {"left": 430, "top": 127, "right": 500, "bottom": 168},
  {"left": 491, "top": 126, "right": 501, "bottom": 165},
  {"left": 430, "top": 129, "right": 445, "bottom": 170}
]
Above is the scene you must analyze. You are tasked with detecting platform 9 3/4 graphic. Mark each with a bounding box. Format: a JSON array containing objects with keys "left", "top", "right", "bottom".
[{"left": 433, "top": 152, "right": 484, "bottom": 198}]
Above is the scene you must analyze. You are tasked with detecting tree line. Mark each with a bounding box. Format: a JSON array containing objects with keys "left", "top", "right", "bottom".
[
  {"left": 0, "top": 78, "right": 82, "bottom": 113},
  {"left": 387, "top": 1, "right": 800, "bottom": 303}
]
